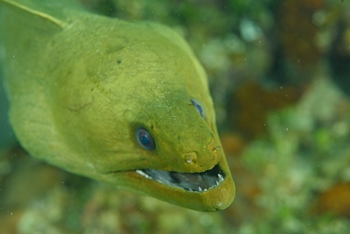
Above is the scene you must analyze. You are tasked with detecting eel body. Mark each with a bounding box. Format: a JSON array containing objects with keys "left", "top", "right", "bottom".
[{"left": 0, "top": 0, "right": 235, "bottom": 211}]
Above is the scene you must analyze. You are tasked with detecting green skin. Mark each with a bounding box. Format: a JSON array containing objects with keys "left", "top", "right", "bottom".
[{"left": 0, "top": 0, "right": 235, "bottom": 211}]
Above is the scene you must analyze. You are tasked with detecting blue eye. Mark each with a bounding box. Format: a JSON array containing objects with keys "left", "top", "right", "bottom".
[
  {"left": 136, "top": 128, "right": 155, "bottom": 150},
  {"left": 191, "top": 99, "right": 206, "bottom": 119}
]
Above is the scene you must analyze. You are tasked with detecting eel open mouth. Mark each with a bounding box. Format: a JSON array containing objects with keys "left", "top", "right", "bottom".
[{"left": 135, "top": 164, "right": 225, "bottom": 192}]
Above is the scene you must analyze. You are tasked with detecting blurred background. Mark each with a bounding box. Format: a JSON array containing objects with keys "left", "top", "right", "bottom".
[{"left": 1, "top": 0, "right": 350, "bottom": 233}]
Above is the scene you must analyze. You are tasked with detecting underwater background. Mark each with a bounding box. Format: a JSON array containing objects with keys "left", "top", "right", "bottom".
[{"left": 1, "top": 0, "right": 350, "bottom": 233}]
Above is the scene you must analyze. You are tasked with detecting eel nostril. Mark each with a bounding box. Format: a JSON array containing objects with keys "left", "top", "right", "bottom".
[
  {"left": 208, "top": 138, "right": 221, "bottom": 152},
  {"left": 213, "top": 146, "right": 221, "bottom": 152},
  {"left": 184, "top": 152, "right": 197, "bottom": 164}
]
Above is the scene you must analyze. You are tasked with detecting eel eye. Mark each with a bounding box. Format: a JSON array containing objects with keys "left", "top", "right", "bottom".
[
  {"left": 191, "top": 99, "right": 206, "bottom": 119},
  {"left": 136, "top": 128, "right": 155, "bottom": 150}
]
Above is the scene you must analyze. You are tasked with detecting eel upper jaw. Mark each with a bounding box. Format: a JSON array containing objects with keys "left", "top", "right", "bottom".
[{"left": 134, "top": 162, "right": 225, "bottom": 192}]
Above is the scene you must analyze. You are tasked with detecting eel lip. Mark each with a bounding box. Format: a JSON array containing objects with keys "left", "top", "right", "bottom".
[{"left": 135, "top": 163, "right": 225, "bottom": 192}]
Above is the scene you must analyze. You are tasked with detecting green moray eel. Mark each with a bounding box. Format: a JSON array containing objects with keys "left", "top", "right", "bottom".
[{"left": 0, "top": 0, "right": 235, "bottom": 211}]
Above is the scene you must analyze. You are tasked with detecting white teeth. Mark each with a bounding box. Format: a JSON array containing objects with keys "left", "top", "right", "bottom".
[
  {"left": 136, "top": 170, "right": 151, "bottom": 179},
  {"left": 218, "top": 174, "right": 224, "bottom": 182},
  {"left": 136, "top": 167, "right": 223, "bottom": 191}
]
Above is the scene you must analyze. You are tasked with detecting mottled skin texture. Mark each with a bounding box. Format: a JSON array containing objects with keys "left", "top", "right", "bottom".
[{"left": 0, "top": 0, "right": 235, "bottom": 211}]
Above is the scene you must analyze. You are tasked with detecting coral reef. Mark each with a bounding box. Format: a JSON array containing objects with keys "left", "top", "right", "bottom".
[{"left": 229, "top": 82, "right": 302, "bottom": 139}]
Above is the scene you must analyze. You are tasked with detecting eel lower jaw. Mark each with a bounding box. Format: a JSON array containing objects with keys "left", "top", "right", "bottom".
[{"left": 134, "top": 163, "right": 225, "bottom": 192}]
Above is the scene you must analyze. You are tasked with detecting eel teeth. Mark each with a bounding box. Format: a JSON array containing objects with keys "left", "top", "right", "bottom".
[
  {"left": 136, "top": 169, "right": 152, "bottom": 179},
  {"left": 135, "top": 164, "right": 225, "bottom": 193},
  {"left": 218, "top": 174, "right": 224, "bottom": 182}
]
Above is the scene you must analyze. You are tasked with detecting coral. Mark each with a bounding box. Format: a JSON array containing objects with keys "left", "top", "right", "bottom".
[
  {"left": 313, "top": 183, "right": 350, "bottom": 218},
  {"left": 236, "top": 78, "right": 350, "bottom": 233},
  {"left": 277, "top": 0, "right": 324, "bottom": 73},
  {"left": 220, "top": 133, "right": 246, "bottom": 156},
  {"left": 230, "top": 82, "right": 302, "bottom": 139}
]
